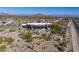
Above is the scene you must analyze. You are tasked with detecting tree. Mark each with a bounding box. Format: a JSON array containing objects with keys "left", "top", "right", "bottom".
[{"left": 51, "top": 24, "right": 61, "bottom": 34}]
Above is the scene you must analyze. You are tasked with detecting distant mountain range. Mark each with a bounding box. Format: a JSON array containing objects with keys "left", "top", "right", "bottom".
[
  {"left": 0, "top": 13, "right": 9, "bottom": 15},
  {"left": 0, "top": 12, "right": 79, "bottom": 17}
]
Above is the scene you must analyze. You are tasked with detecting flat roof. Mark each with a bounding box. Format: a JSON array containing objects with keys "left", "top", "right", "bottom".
[
  {"left": 27, "top": 23, "right": 52, "bottom": 25},
  {"left": 22, "top": 23, "right": 52, "bottom": 26}
]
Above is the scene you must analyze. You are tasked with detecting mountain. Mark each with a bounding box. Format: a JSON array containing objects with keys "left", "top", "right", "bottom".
[
  {"left": 0, "top": 12, "right": 79, "bottom": 17},
  {"left": 31, "top": 13, "right": 47, "bottom": 17},
  {"left": 0, "top": 13, "right": 9, "bottom": 15}
]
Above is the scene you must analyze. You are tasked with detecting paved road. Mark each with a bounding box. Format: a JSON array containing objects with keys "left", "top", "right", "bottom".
[{"left": 69, "top": 20, "right": 79, "bottom": 52}]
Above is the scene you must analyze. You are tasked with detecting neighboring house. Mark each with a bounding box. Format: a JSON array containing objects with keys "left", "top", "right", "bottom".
[
  {"left": 2, "top": 19, "right": 14, "bottom": 25},
  {"left": 22, "top": 23, "right": 52, "bottom": 29},
  {"left": 3, "top": 20, "right": 13, "bottom": 25}
]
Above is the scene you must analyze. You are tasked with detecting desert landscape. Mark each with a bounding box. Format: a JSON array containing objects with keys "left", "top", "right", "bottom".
[
  {"left": 0, "top": 14, "right": 72, "bottom": 52},
  {"left": 0, "top": 7, "right": 78, "bottom": 52}
]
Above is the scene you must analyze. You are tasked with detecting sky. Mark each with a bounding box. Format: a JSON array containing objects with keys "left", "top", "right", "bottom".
[{"left": 0, "top": 7, "right": 79, "bottom": 16}]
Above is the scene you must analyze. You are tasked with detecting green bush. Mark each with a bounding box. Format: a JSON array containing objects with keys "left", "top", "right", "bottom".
[
  {"left": 22, "top": 31, "right": 32, "bottom": 42},
  {"left": 0, "top": 37, "right": 4, "bottom": 44},
  {"left": 51, "top": 24, "right": 61, "bottom": 34},
  {"left": 4, "top": 37, "right": 15, "bottom": 43},
  {"left": 0, "top": 45, "right": 6, "bottom": 51}
]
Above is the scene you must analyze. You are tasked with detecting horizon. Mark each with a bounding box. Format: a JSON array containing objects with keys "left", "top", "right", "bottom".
[{"left": 0, "top": 7, "right": 79, "bottom": 16}]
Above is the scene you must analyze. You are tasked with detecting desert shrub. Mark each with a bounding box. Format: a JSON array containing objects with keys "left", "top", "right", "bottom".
[
  {"left": 59, "top": 41, "right": 67, "bottom": 47},
  {"left": 51, "top": 24, "right": 61, "bottom": 34},
  {"left": 9, "top": 28, "right": 16, "bottom": 32},
  {"left": 9, "top": 29, "right": 15, "bottom": 32},
  {"left": 54, "top": 44, "right": 64, "bottom": 52},
  {"left": 4, "top": 37, "right": 15, "bottom": 43},
  {"left": 0, "top": 37, "right": 4, "bottom": 44},
  {"left": 42, "top": 34, "right": 51, "bottom": 41},
  {"left": 22, "top": 31, "right": 32, "bottom": 42},
  {"left": 0, "top": 45, "right": 6, "bottom": 51}
]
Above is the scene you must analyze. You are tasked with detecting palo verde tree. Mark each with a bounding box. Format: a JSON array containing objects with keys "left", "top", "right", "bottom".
[{"left": 51, "top": 24, "right": 61, "bottom": 34}]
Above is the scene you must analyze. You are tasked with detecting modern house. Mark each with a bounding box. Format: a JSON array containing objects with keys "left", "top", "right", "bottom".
[{"left": 22, "top": 23, "right": 52, "bottom": 29}]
